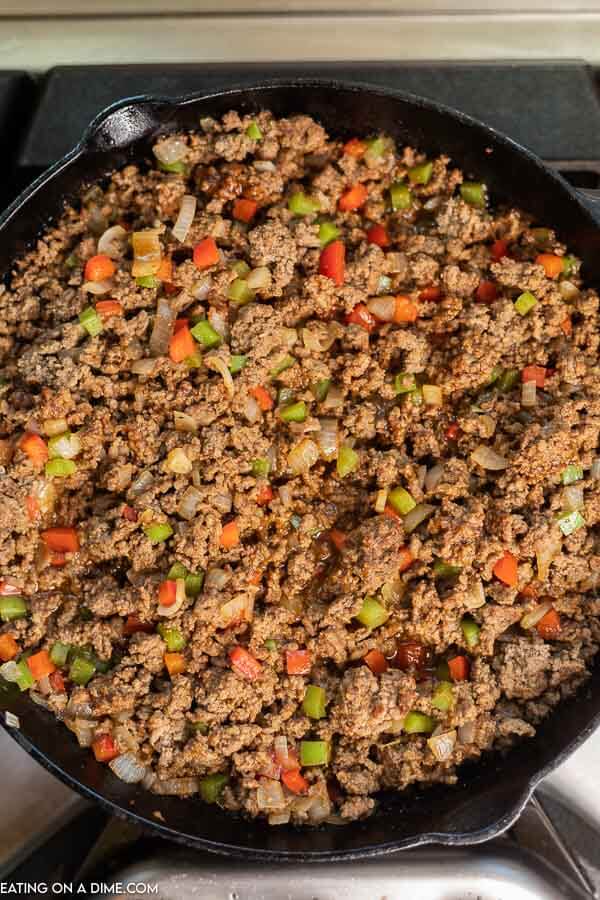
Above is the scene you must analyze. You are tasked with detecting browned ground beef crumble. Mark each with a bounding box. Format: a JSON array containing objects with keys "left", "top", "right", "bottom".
[{"left": 0, "top": 108, "right": 599, "bottom": 826}]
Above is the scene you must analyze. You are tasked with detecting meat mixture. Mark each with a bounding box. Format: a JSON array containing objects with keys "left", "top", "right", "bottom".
[{"left": 0, "top": 109, "right": 599, "bottom": 826}]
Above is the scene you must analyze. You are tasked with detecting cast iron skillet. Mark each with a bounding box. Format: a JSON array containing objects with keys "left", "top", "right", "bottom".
[{"left": 1, "top": 81, "right": 599, "bottom": 861}]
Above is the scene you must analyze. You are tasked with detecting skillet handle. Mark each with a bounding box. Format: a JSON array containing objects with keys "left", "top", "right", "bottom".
[
  {"left": 82, "top": 98, "right": 167, "bottom": 153},
  {"left": 575, "top": 187, "right": 600, "bottom": 223}
]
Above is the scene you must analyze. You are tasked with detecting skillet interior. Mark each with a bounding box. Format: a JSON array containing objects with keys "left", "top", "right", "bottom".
[{"left": 1, "top": 80, "right": 599, "bottom": 859}]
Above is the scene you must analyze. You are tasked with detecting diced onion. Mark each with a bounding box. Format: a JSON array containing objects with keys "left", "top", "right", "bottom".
[
  {"left": 50, "top": 432, "right": 80, "bottom": 460},
  {"left": 193, "top": 276, "right": 213, "bottom": 301},
  {"left": 288, "top": 438, "right": 319, "bottom": 475},
  {"left": 208, "top": 307, "right": 228, "bottom": 339},
  {"left": 322, "top": 384, "right": 344, "bottom": 410},
  {"left": 521, "top": 381, "right": 537, "bottom": 407},
  {"left": 130, "top": 469, "right": 154, "bottom": 496},
  {"left": 423, "top": 385, "right": 443, "bottom": 406},
  {"left": 243, "top": 395, "right": 261, "bottom": 424},
  {"left": 317, "top": 418, "right": 338, "bottom": 461},
  {"left": 69, "top": 719, "right": 95, "bottom": 747},
  {"left": 131, "top": 358, "right": 157, "bottom": 376},
  {"left": 403, "top": 503, "right": 435, "bottom": 533},
  {"left": 427, "top": 729, "right": 457, "bottom": 762},
  {"left": 141, "top": 770, "right": 156, "bottom": 791},
  {"left": 158, "top": 577, "right": 186, "bottom": 618},
  {"left": 172, "top": 194, "right": 197, "bottom": 243},
  {"left": 564, "top": 484, "right": 584, "bottom": 511},
  {"left": 424, "top": 464, "right": 444, "bottom": 492},
  {"left": 278, "top": 484, "right": 292, "bottom": 506},
  {"left": 591, "top": 457, "right": 600, "bottom": 480},
  {"left": 82, "top": 279, "right": 112, "bottom": 295},
  {"left": 43, "top": 418, "right": 68, "bottom": 437},
  {"left": 205, "top": 567, "right": 229, "bottom": 591},
  {"left": 367, "top": 295, "right": 396, "bottom": 322},
  {"left": 307, "top": 783, "right": 332, "bottom": 824},
  {"left": 132, "top": 230, "right": 162, "bottom": 277},
  {"left": 37, "top": 674, "right": 52, "bottom": 696},
  {"left": 165, "top": 447, "right": 192, "bottom": 475},
  {"left": 254, "top": 160, "right": 276, "bottom": 173},
  {"left": 269, "top": 811, "right": 291, "bottom": 826},
  {"left": 520, "top": 601, "right": 554, "bottom": 630},
  {"left": 457, "top": 721, "right": 476, "bottom": 745},
  {"left": 559, "top": 280, "right": 580, "bottom": 301},
  {"left": 0, "top": 661, "right": 20, "bottom": 682},
  {"left": 97, "top": 224, "right": 127, "bottom": 259},
  {"left": 374, "top": 488, "right": 388, "bottom": 513},
  {"left": 153, "top": 137, "right": 187, "bottom": 166},
  {"left": 149, "top": 298, "right": 175, "bottom": 357},
  {"left": 152, "top": 777, "right": 199, "bottom": 795},
  {"left": 213, "top": 492, "right": 232, "bottom": 514},
  {"left": 302, "top": 322, "right": 343, "bottom": 352},
  {"left": 178, "top": 486, "right": 202, "bottom": 520},
  {"left": 218, "top": 594, "right": 254, "bottom": 628},
  {"left": 274, "top": 735, "right": 293, "bottom": 770},
  {"left": 205, "top": 354, "right": 234, "bottom": 398},
  {"left": 471, "top": 445, "right": 509, "bottom": 471},
  {"left": 113, "top": 723, "right": 139, "bottom": 753},
  {"left": 256, "top": 778, "right": 286, "bottom": 811},
  {"left": 30, "top": 690, "right": 51, "bottom": 709},
  {"left": 174, "top": 411, "right": 198, "bottom": 433},
  {"left": 109, "top": 752, "right": 147, "bottom": 784},
  {"left": 66, "top": 698, "right": 94, "bottom": 718},
  {"left": 535, "top": 536, "right": 561, "bottom": 581},
  {"left": 464, "top": 577, "right": 486, "bottom": 610},
  {"left": 247, "top": 266, "right": 272, "bottom": 291}
]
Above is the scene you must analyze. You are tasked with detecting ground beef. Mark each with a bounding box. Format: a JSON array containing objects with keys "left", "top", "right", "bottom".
[{"left": 0, "top": 109, "right": 598, "bottom": 828}]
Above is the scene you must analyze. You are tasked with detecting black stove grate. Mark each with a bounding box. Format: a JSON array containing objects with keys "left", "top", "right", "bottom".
[{"left": 3, "top": 61, "right": 600, "bottom": 213}]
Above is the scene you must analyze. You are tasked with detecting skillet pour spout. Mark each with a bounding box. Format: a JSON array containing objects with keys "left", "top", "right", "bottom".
[{"left": 1, "top": 80, "right": 600, "bottom": 860}]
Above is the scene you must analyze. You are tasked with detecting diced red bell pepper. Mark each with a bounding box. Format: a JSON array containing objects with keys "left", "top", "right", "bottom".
[
  {"left": 491, "top": 239, "right": 509, "bottom": 261},
  {"left": 521, "top": 365, "right": 546, "bottom": 388},
  {"left": 560, "top": 316, "right": 573, "bottom": 337},
  {"left": 0, "top": 581, "right": 21, "bottom": 596},
  {"left": 250, "top": 385, "right": 274, "bottom": 412},
  {"left": 229, "top": 645, "right": 262, "bottom": 680},
  {"left": 536, "top": 253, "right": 563, "bottom": 279},
  {"left": 394, "top": 641, "right": 429, "bottom": 671},
  {"left": 25, "top": 495, "right": 40, "bottom": 522},
  {"left": 363, "top": 649, "right": 388, "bottom": 675},
  {"left": 328, "top": 528, "right": 347, "bottom": 552},
  {"left": 0, "top": 634, "right": 18, "bottom": 662},
  {"left": 233, "top": 198, "right": 258, "bottom": 223},
  {"left": 281, "top": 769, "right": 309, "bottom": 794},
  {"left": 84, "top": 254, "right": 115, "bottom": 282},
  {"left": 158, "top": 580, "right": 177, "bottom": 607},
  {"left": 339, "top": 183, "right": 368, "bottom": 212},
  {"left": 346, "top": 303, "right": 377, "bottom": 333},
  {"left": 536, "top": 608, "right": 561, "bottom": 640},
  {"left": 124, "top": 614, "right": 154, "bottom": 635},
  {"left": 394, "top": 296, "right": 418, "bottom": 324},
  {"left": 164, "top": 652, "right": 186, "bottom": 677},
  {"left": 169, "top": 323, "right": 196, "bottom": 363},
  {"left": 319, "top": 240, "right": 345, "bottom": 286},
  {"left": 419, "top": 286, "right": 442, "bottom": 302},
  {"left": 475, "top": 280, "right": 497, "bottom": 303},
  {"left": 398, "top": 546, "right": 414, "bottom": 573},
  {"left": 40, "top": 527, "right": 79, "bottom": 553},
  {"left": 343, "top": 138, "right": 366, "bottom": 158},
  {"left": 256, "top": 485, "right": 274, "bottom": 507},
  {"left": 285, "top": 649, "right": 311, "bottom": 675},
  {"left": 493, "top": 551, "right": 518, "bottom": 588},
  {"left": 96, "top": 299, "right": 124, "bottom": 318},
  {"left": 26, "top": 649, "right": 56, "bottom": 681},
  {"left": 19, "top": 433, "right": 48, "bottom": 466},
  {"left": 92, "top": 733, "right": 120, "bottom": 763},
  {"left": 220, "top": 520, "right": 240, "bottom": 550},
  {"left": 50, "top": 552, "right": 66, "bottom": 567},
  {"left": 448, "top": 654, "right": 470, "bottom": 682},
  {"left": 445, "top": 421, "right": 461, "bottom": 442},
  {"left": 193, "top": 237, "right": 219, "bottom": 269},
  {"left": 366, "top": 224, "right": 390, "bottom": 247},
  {"left": 122, "top": 504, "right": 138, "bottom": 522},
  {"left": 49, "top": 670, "right": 66, "bottom": 693}
]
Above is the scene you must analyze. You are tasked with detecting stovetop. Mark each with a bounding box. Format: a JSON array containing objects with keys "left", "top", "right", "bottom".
[{"left": 1, "top": 61, "right": 600, "bottom": 899}]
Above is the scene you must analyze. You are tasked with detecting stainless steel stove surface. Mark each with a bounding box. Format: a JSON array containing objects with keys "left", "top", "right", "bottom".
[{"left": 1, "top": 60, "right": 599, "bottom": 899}]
